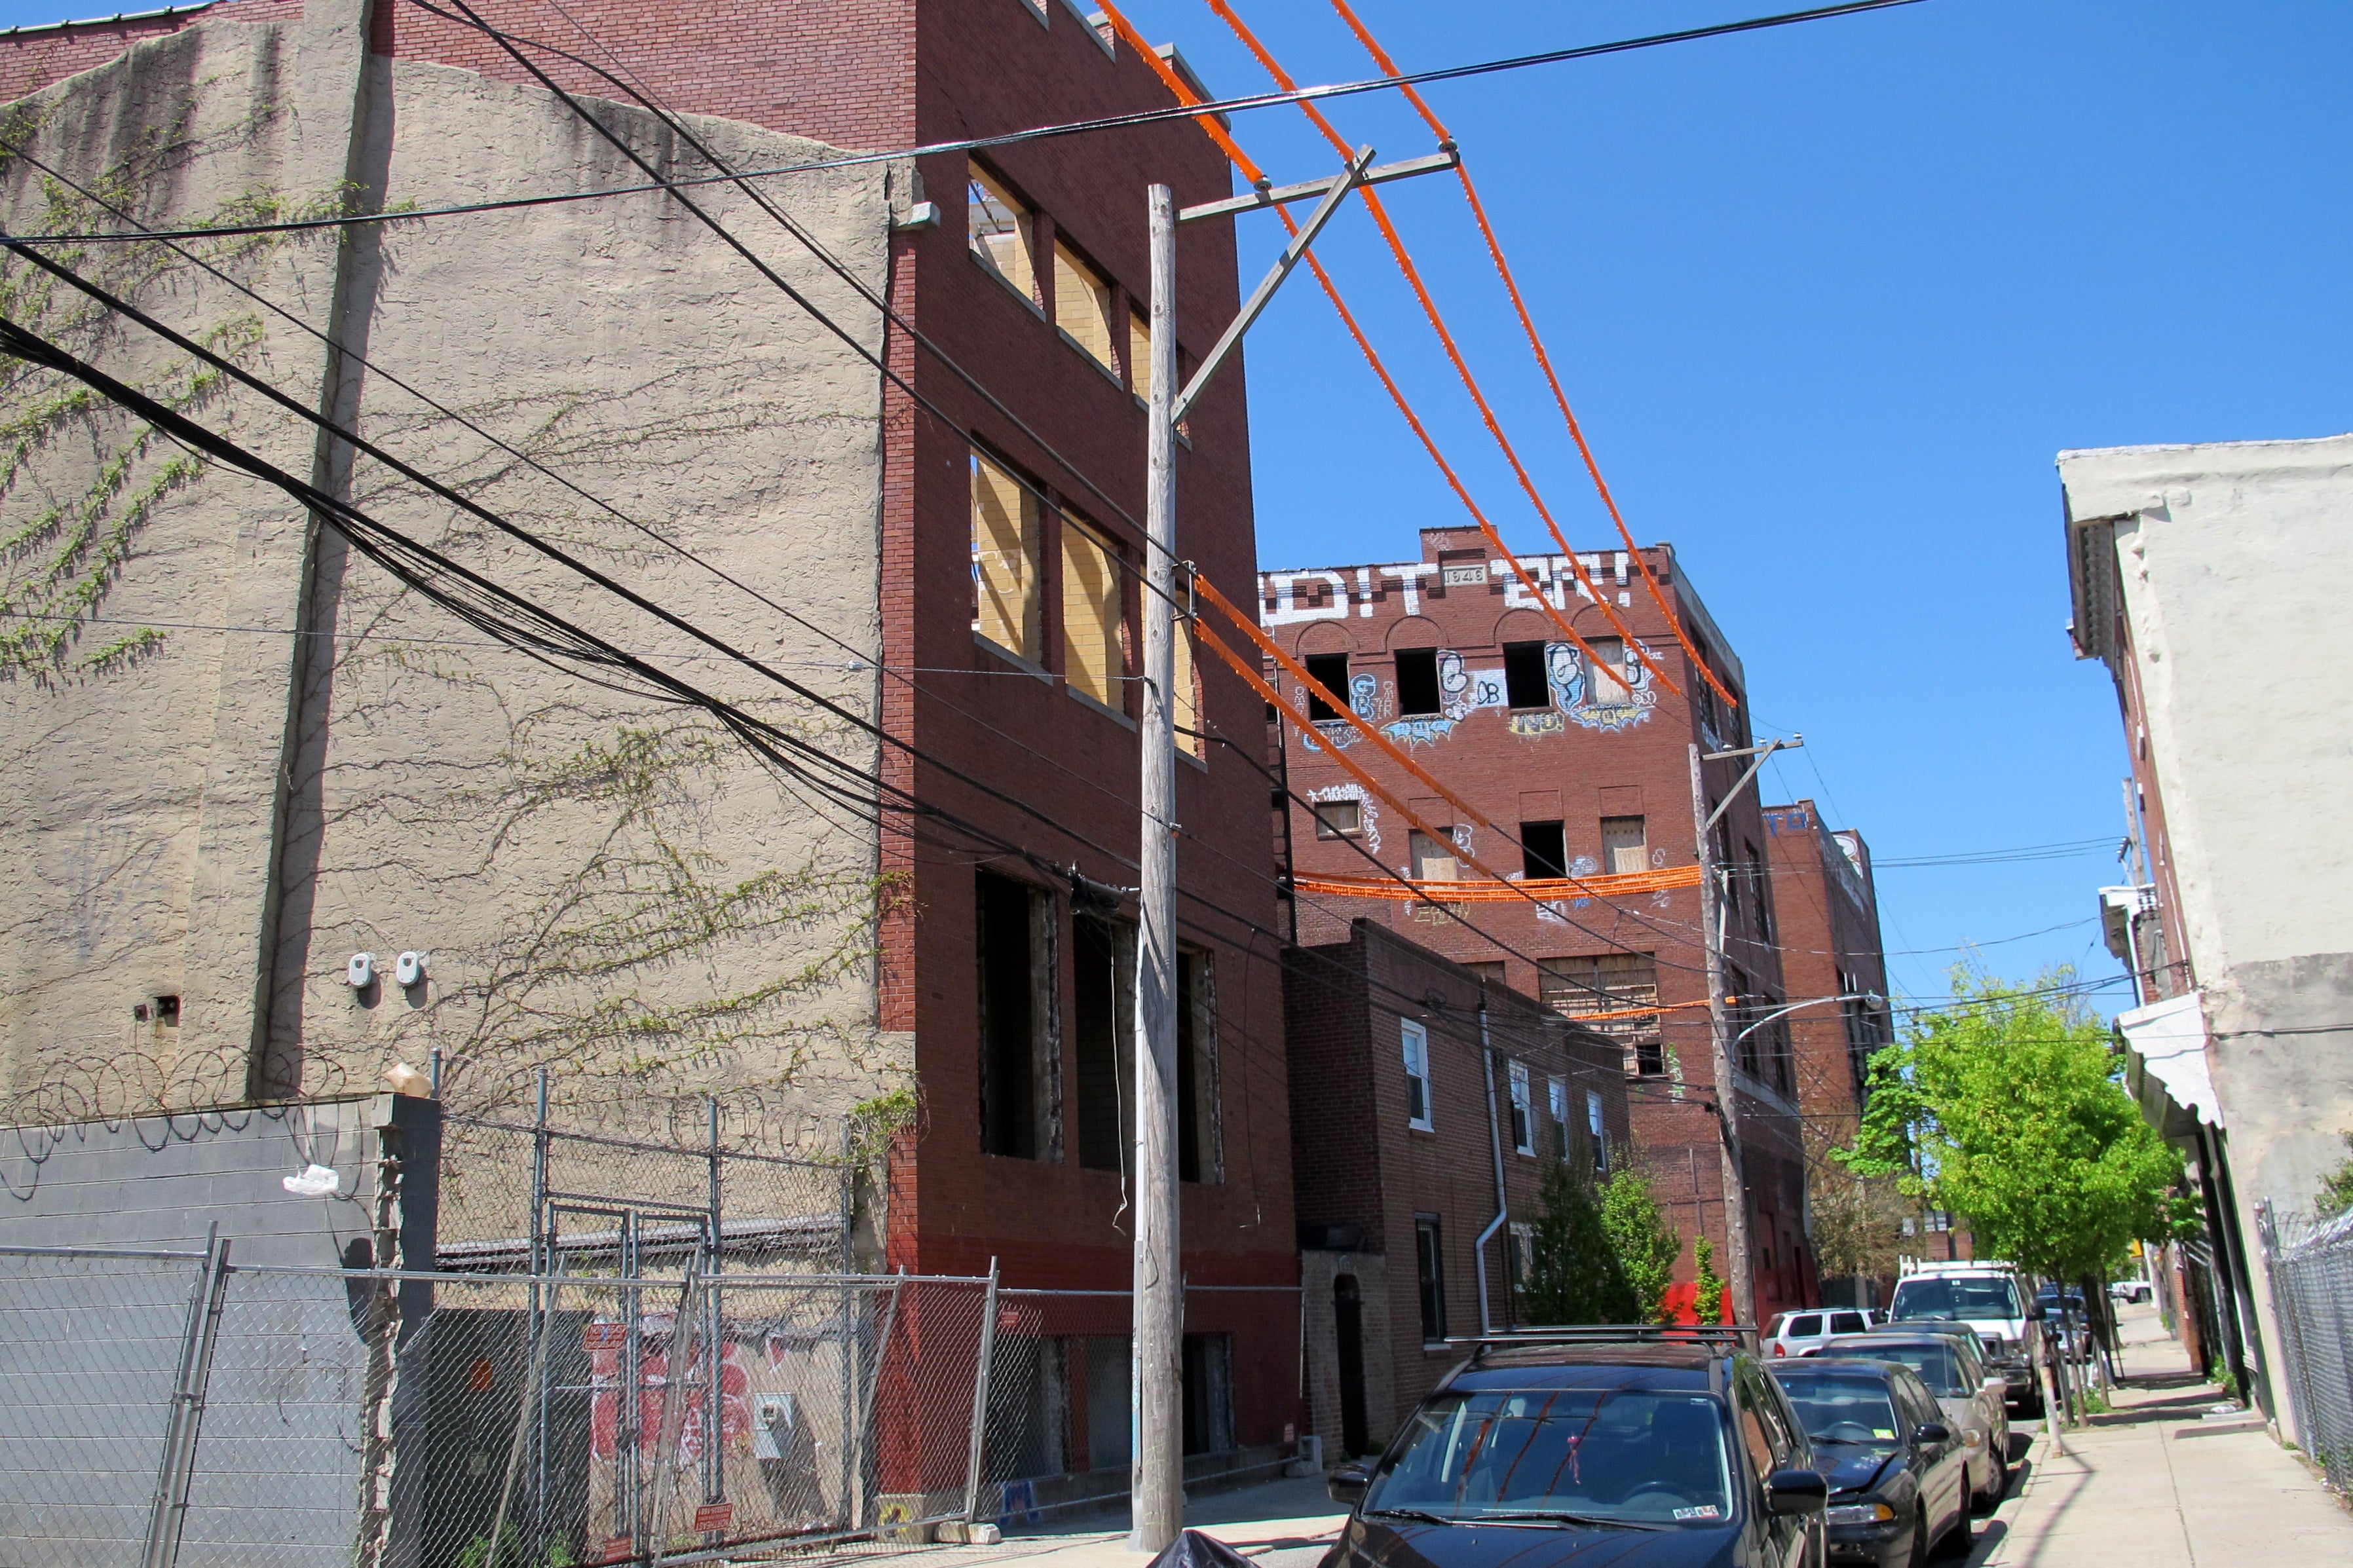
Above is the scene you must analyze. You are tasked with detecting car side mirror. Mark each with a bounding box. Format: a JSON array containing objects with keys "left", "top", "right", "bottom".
[
  {"left": 1913, "top": 1423, "right": 1951, "bottom": 1447},
  {"left": 2027, "top": 1304, "right": 2046, "bottom": 1320},
  {"left": 1328, "top": 1463, "right": 1372, "bottom": 1508},
  {"left": 1982, "top": 1377, "right": 2007, "bottom": 1396},
  {"left": 1765, "top": 1468, "right": 1828, "bottom": 1516}
]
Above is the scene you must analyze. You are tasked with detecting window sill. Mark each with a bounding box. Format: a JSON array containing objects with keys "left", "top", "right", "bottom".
[
  {"left": 971, "top": 249, "right": 1047, "bottom": 320},
  {"left": 1406, "top": 1121, "right": 1437, "bottom": 1136},
  {"left": 973, "top": 630, "right": 1053, "bottom": 682},
  {"left": 1058, "top": 326, "right": 1127, "bottom": 389},
  {"left": 1068, "top": 683, "right": 1138, "bottom": 730}
]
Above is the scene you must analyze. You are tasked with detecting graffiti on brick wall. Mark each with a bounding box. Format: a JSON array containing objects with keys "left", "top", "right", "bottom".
[
  {"left": 1306, "top": 782, "right": 1380, "bottom": 854},
  {"left": 1553, "top": 640, "right": 1658, "bottom": 733}
]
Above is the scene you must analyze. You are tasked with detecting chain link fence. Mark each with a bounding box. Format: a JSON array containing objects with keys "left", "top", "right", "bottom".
[
  {"left": 0, "top": 1246, "right": 998, "bottom": 1568},
  {"left": 2259, "top": 1201, "right": 2353, "bottom": 1489}
]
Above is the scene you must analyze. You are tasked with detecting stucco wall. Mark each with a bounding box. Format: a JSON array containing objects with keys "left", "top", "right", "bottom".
[{"left": 0, "top": 5, "right": 899, "bottom": 1157}]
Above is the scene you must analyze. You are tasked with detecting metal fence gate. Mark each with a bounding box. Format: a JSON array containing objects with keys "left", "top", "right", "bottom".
[
  {"left": 0, "top": 1246, "right": 999, "bottom": 1568},
  {"left": 2258, "top": 1201, "right": 2353, "bottom": 1489}
]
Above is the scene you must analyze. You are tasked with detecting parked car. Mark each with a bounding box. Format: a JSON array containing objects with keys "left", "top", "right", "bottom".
[
  {"left": 1322, "top": 1328, "right": 1827, "bottom": 1568},
  {"left": 1767, "top": 1307, "right": 1877, "bottom": 1359},
  {"left": 1769, "top": 1357, "right": 1973, "bottom": 1567},
  {"left": 2037, "top": 1288, "right": 2094, "bottom": 1364},
  {"left": 1812, "top": 1332, "right": 2011, "bottom": 1512},
  {"left": 2109, "top": 1279, "right": 2155, "bottom": 1305},
  {"left": 1887, "top": 1265, "right": 2044, "bottom": 1417}
]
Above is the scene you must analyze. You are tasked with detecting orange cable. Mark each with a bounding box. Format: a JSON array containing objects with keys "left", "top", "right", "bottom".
[
  {"left": 1294, "top": 865, "right": 1702, "bottom": 901},
  {"left": 1320, "top": 0, "right": 1736, "bottom": 709},
  {"left": 1095, "top": 1, "right": 1626, "bottom": 686},
  {"left": 1192, "top": 569, "right": 1503, "bottom": 839},
  {"left": 1196, "top": 0, "right": 1684, "bottom": 700}
]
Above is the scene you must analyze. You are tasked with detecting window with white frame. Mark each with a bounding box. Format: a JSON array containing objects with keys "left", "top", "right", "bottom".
[
  {"left": 1547, "top": 1075, "right": 1570, "bottom": 1162},
  {"left": 1588, "top": 1089, "right": 1608, "bottom": 1174},
  {"left": 1401, "top": 1018, "right": 1433, "bottom": 1130},
  {"left": 1509, "top": 1220, "right": 1535, "bottom": 1291},
  {"left": 1507, "top": 1060, "right": 1534, "bottom": 1155}
]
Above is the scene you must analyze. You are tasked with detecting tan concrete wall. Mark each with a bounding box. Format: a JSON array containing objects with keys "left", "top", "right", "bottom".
[{"left": 0, "top": 5, "right": 901, "bottom": 1161}]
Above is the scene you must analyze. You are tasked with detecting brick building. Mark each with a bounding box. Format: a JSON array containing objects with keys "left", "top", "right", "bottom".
[
  {"left": 1761, "top": 801, "right": 1892, "bottom": 1138},
  {"left": 1261, "top": 525, "right": 1815, "bottom": 1323},
  {"left": 1283, "top": 920, "right": 1630, "bottom": 1456},
  {"left": 3, "top": 0, "right": 1298, "bottom": 1496}
]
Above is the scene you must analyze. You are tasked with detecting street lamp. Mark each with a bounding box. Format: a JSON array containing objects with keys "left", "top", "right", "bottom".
[{"left": 1730, "top": 991, "right": 1887, "bottom": 1053}]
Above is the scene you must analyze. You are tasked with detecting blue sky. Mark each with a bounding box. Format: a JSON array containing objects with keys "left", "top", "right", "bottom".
[
  {"left": 1106, "top": 0, "right": 2353, "bottom": 1011},
  {"left": 5, "top": 0, "right": 2345, "bottom": 1012}
]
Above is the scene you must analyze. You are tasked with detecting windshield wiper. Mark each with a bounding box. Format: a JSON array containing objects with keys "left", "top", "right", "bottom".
[
  {"left": 1365, "top": 1508, "right": 1458, "bottom": 1527},
  {"left": 1809, "top": 1436, "right": 1881, "bottom": 1447},
  {"left": 1480, "top": 1511, "right": 1668, "bottom": 1532}
]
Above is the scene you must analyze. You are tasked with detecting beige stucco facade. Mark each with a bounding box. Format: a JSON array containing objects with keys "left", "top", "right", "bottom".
[{"left": 0, "top": 3, "right": 903, "bottom": 1158}]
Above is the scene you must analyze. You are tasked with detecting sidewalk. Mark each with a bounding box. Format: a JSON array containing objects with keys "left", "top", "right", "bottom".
[{"left": 1969, "top": 1303, "right": 2352, "bottom": 1567}]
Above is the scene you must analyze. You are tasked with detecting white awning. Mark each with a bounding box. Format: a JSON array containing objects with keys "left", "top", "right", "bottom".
[{"left": 2117, "top": 990, "right": 2222, "bottom": 1130}]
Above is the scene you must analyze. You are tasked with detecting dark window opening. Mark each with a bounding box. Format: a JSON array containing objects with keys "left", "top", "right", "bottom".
[
  {"left": 1177, "top": 948, "right": 1218, "bottom": 1184},
  {"left": 1520, "top": 820, "right": 1568, "bottom": 881},
  {"left": 1180, "top": 1332, "right": 1235, "bottom": 1455},
  {"left": 1074, "top": 916, "right": 1135, "bottom": 1173},
  {"left": 1304, "top": 652, "right": 1349, "bottom": 723},
  {"left": 1394, "top": 647, "right": 1442, "bottom": 717},
  {"left": 976, "top": 873, "right": 1045, "bottom": 1159},
  {"left": 1414, "top": 1216, "right": 1448, "bottom": 1343},
  {"left": 155, "top": 995, "right": 179, "bottom": 1026},
  {"left": 1501, "top": 641, "right": 1549, "bottom": 709}
]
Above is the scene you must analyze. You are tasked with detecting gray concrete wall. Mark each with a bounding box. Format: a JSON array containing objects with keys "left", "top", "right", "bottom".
[
  {"left": 2060, "top": 432, "right": 2353, "bottom": 1444},
  {"left": 0, "top": 3, "right": 901, "bottom": 1159}
]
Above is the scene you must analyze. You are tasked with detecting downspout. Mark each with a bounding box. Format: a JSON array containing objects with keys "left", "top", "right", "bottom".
[{"left": 1475, "top": 1000, "right": 1509, "bottom": 1334}]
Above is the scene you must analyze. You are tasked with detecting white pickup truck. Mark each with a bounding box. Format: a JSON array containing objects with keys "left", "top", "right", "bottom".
[{"left": 1887, "top": 1263, "right": 2046, "bottom": 1417}]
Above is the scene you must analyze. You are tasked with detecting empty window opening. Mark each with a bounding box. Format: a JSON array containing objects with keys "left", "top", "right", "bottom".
[
  {"left": 1394, "top": 647, "right": 1442, "bottom": 717},
  {"left": 1414, "top": 1216, "right": 1448, "bottom": 1343},
  {"left": 1501, "top": 640, "right": 1549, "bottom": 709},
  {"left": 1401, "top": 1018, "right": 1433, "bottom": 1130},
  {"left": 1521, "top": 820, "right": 1568, "bottom": 882},
  {"left": 1586, "top": 637, "right": 1630, "bottom": 704},
  {"left": 1180, "top": 1333, "right": 1235, "bottom": 1455},
  {"left": 1061, "top": 515, "right": 1125, "bottom": 710},
  {"left": 968, "top": 162, "right": 1036, "bottom": 299},
  {"left": 1074, "top": 916, "right": 1137, "bottom": 1173},
  {"left": 1054, "top": 241, "right": 1117, "bottom": 371},
  {"left": 1410, "top": 829, "right": 1458, "bottom": 882},
  {"left": 1313, "top": 799, "right": 1363, "bottom": 839},
  {"left": 1303, "top": 652, "right": 1349, "bottom": 723},
  {"left": 971, "top": 451, "right": 1043, "bottom": 659},
  {"left": 155, "top": 994, "right": 180, "bottom": 1026},
  {"left": 1507, "top": 1060, "right": 1535, "bottom": 1155},
  {"left": 1177, "top": 948, "right": 1221, "bottom": 1184},
  {"left": 1601, "top": 815, "right": 1647, "bottom": 876},
  {"left": 975, "top": 872, "right": 1053, "bottom": 1159}
]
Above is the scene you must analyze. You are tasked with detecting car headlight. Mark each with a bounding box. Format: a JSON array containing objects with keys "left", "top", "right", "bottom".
[{"left": 1826, "top": 1503, "right": 1897, "bottom": 1525}]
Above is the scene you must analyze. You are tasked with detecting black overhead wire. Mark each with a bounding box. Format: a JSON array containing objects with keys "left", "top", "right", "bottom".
[{"left": 0, "top": 0, "right": 1932, "bottom": 250}]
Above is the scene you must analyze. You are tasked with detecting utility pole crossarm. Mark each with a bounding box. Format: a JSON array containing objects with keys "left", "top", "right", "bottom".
[
  {"left": 1176, "top": 147, "right": 1459, "bottom": 223},
  {"left": 1169, "top": 145, "right": 1376, "bottom": 427},
  {"left": 1701, "top": 735, "right": 1801, "bottom": 839}
]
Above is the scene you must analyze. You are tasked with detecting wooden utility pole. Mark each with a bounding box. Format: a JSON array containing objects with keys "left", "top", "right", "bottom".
[{"left": 1691, "top": 741, "right": 1754, "bottom": 1330}]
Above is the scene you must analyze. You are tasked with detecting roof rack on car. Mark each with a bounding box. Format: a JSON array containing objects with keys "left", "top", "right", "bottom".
[{"left": 1450, "top": 1324, "right": 1759, "bottom": 1356}]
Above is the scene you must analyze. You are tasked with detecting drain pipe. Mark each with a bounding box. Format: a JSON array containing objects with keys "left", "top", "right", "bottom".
[{"left": 1475, "top": 999, "right": 1509, "bottom": 1334}]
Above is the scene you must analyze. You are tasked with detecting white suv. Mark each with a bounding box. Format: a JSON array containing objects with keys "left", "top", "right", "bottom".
[
  {"left": 1763, "top": 1307, "right": 1874, "bottom": 1359},
  {"left": 1887, "top": 1265, "right": 2045, "bottom": 1417}
]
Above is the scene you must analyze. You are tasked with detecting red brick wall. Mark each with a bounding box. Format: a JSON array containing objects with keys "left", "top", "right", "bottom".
[{"left": 0, "top": 0, "right": 297, "bottom": 105}]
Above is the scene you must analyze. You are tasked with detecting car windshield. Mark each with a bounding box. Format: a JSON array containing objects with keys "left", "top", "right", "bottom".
[
  {"left": 1366, "top": 1388, "right": 1734, "bottom": 1527},
  {"left": 1891, "top": 1277, "right": 2020, "bottom": 1320},
  {"left": 1830, "top": 1343, "right": 1965, "bottom": 1397},
  {"left": 1776, "top": 1373, "right": 1905, "bottom": 1449}
]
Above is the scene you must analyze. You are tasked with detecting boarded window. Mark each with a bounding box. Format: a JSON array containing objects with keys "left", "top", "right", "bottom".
[
  {"left": 1303, "top": 652, "right": 1348, "bottom": 723},
  {"left": 1540, "top": 952, "right": 1663, "bottom": 1077},
  {"left": 1502, "top": 640, "right": 1549, "bottom": 709},
  {"left": 1410, "top": 829, "right": 1458, "bottom": 882},
  {"left": 1061, "top": 515, "right": 1125, "bottom": 709},
  {"left": 1602, "top": 815, "right": 1647, "bottom": 875},
  {"left": 1055, "top": 241, "right": 1117, "bottom": 371},
  {"left": 1395, "top": 647, "right": 1442, "bottom": 716},
  {"left": 1128, "top": 306, "right": 1153, "bottom": 399},
  {"left": 1522, "top": 820, "right": 1568, "bottom": 881},
  {"left": 971, "top": 451, "right": 1042, "bottom": 658},
  {"left": 976, "top": 872, "right": 1053, "bottom": 1160},
  {"left": 968, "top": 162, "right": 1036, "bottom": 299},
  {"left": 1177, "top": 948, "right": 1220, "bottom": 1184},
  {"left": 1401, "top": 1018, "right": 1433, "bottom": 1130},
  {"left": 1173, "top": 613, "right": 1202, "bottom": 756},
  {"left": 1313, "top": 799, "right": 1362, "bottom": 839},
  {"left": 1586, "top": 635, "right": 1630, "bottom": 704}
]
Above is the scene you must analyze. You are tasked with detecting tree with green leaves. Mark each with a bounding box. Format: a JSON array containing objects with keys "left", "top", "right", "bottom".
[
  {"left": 1600, "top": 1166, "right": 1683, "bottom": 1325},
  {"left": 1837, "top": 965, "right": 2190, "bottom": 1288},
  {"left": 1519, "top": 1160, "right": 1640, "bottom": 1325},
  {"left": 1692, "top": 1237, "right": 1727, "bottom": 1326}
]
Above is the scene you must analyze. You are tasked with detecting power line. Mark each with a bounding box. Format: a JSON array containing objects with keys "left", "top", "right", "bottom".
[{"left": 0, "top": 0, "right": 1934, "bottom": 249}]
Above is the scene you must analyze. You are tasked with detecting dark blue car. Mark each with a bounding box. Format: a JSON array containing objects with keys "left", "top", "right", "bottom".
[
  {"left": 1767, "top": 1358, "right": 1972, "bottom": 1567},
  {"left": 1320, "top": 1329, "right": 1826, "bottom": 1568}
]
